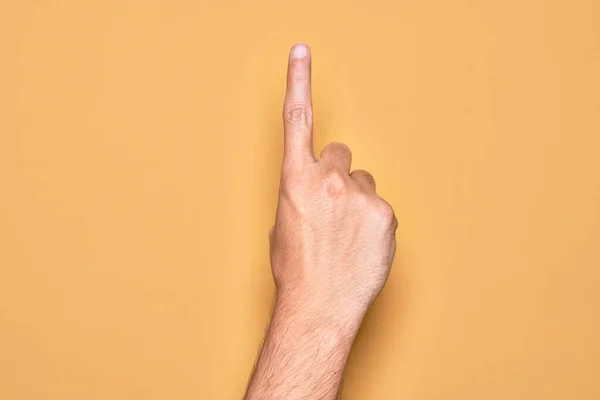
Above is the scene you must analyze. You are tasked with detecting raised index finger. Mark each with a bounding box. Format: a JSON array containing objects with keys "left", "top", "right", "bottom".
[{"left": 282, "top": 43, "right": 316, "bottom": 170}]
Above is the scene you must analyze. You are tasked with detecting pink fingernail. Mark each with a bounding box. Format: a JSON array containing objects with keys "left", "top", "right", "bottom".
[{"left": 291, "top": 43, "right": 309, "bottom": 59}]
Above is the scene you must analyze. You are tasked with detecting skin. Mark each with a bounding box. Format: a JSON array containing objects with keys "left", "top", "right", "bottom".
[{"left": 244, "top": 43, "right": 398, "bottom": 400}]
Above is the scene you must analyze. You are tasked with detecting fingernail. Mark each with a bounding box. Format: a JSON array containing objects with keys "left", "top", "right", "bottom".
[{"left": 291, "top": 43, "right": 309, "bottom": 59}]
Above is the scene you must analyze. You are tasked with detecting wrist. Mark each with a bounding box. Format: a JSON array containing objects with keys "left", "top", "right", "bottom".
[{"left": 274, "top": 289, "right": 366, "bottom": 341}]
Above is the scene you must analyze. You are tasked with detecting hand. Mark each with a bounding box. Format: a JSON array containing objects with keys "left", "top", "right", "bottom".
[
  {"left": 270, "top": 43, "right": 398, "bottom": 336},
  {"left": 244, "top": 43, "right": 398, "bottom": 400}
]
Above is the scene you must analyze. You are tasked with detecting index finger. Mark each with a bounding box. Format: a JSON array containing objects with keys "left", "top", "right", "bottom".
[{"left": 282, "top": 43, "right": 316, "bottom": 170}]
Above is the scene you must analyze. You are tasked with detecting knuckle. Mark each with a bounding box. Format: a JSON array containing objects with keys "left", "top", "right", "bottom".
[
  {"left": 371, "top": 199, "right": 395, "bottom": 225},
  {"left": 322, "top": 169, "right": 346, "bottom": 196},
  {"left": 353, "top": 190, "right": 371, "bottom": 206},
  {"left": 324, "top": 165, "right": 344, "bottom": 180},
  {"left": 289, "top": 62, "right": 309, "bottom": 80},
  {"left": 283, "top": 104, "right": 312, "bottom": 125}
]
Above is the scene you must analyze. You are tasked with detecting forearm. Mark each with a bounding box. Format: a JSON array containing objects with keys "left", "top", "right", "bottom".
[{"left": 244, "top": 294, "right": 360, "bottom": 400}]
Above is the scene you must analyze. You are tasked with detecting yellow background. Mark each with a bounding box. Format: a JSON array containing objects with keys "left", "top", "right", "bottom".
[{"left": 1, "top": 0, "right": 599, "bottom": 398}]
